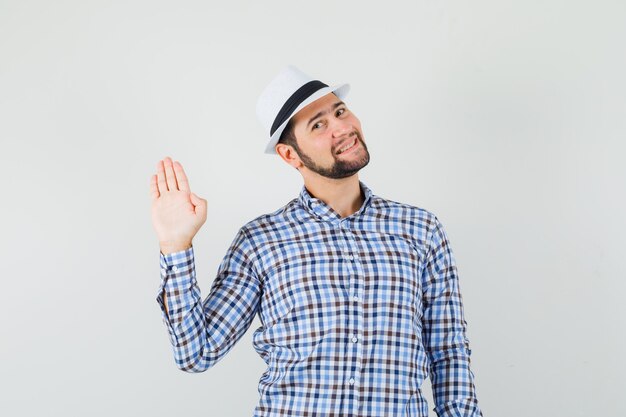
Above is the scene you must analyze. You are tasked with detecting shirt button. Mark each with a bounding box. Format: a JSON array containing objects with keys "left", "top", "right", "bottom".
[
  {"left": 172, "top": 266, "right": 178, "bottom": 272},
  {"left": 349, "top": 377, "right": 355, "bottom": 385},
  {"left": 160, "top": 268, "right": 167, "bottom": 276},
  {"left": 352, "top": 295, "right": 359, "bottom": 302},
  {"left": 352, "top": 336, "right": 358, "bottom": 343}
]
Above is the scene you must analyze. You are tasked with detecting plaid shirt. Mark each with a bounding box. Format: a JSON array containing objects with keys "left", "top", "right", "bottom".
[{"left": 156, "top": 181, "right": 483, "bottom": 417}]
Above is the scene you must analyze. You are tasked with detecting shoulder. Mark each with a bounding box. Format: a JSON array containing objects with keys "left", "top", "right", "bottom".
[
  {"left": 369, "top": 193, "right": 439, "bottom": 229},
  {"left": 237, "top": 197, "right": 301, "bottom": 238}
]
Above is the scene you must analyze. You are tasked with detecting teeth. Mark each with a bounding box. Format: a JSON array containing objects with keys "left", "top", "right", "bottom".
[{"left": 338, "top": 138, "right": 356, "bottom": 154}]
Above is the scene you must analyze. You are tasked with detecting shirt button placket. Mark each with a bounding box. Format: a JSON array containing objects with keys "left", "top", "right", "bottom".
[{"left": 339, "top": 219, "right": 362, "bottom": 414}]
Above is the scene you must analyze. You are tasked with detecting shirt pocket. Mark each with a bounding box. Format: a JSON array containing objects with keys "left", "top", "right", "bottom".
[{"left": 364, "top": 233, "right": 421, "bottom": 308}]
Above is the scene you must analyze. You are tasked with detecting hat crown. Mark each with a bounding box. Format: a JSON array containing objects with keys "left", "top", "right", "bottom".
[{"left": 256, "top": 65, "right": 314, "bottom": 132}]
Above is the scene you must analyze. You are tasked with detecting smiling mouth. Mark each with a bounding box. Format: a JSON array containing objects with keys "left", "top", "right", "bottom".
[{"left": 336, "top": 137, "right": 358, "bottom": 155}]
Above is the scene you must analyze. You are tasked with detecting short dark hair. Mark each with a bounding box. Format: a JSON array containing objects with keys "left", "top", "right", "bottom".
[{"left": 276, "top": 117, "right": 299, "bottom": 152}]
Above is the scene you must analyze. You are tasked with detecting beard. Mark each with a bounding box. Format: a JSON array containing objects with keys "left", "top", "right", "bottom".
[{"left": 296, "top": 131, "right": 370, "bottom": 179}]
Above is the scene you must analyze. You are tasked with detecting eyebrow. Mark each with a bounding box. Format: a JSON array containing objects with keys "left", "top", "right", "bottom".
[{"left": 306, "top": 101, "right": 346, "bottom": 129}]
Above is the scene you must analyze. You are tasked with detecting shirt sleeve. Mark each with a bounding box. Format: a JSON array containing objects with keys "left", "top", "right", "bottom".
[
  {"left": 420, "top": 215, "right": 484, "bottom": 417},
  {"left": 155, "top": 227, "right": 263, "bottom": 372}
]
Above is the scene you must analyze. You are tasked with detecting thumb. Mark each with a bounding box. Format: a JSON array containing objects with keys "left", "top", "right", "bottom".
[{"left": 190, "top": 192, "right": 207, "bottom": 215}]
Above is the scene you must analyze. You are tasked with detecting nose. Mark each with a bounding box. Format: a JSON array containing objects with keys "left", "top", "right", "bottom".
[{"left": 331, "top": 118, "right": 352, "bottom": 138}]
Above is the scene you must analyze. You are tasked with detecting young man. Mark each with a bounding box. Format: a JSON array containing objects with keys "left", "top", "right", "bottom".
[{"left": 150, "top": 66, "right": 483, "bottom": 417}]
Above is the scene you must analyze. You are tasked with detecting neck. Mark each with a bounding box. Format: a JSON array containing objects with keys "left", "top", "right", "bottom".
[{"left": 303, "top": 174, "right": 364, "bottom": 218}]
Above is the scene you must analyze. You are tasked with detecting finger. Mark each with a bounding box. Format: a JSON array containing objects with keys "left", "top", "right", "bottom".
[
  {"left": 163, "top": 156, "right": 179, "bottom": 192},
  {"left": 173, "top": 161, "right": 190, "bottom": 193},
  {"left": 150, "top": 174, "right": 160, "bottom": 201},
  {"left": 156, "top": 160, "right": 168, "bottom": 193}
]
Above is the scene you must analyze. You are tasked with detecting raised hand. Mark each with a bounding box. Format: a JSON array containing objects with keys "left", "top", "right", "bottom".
[{"left": 150, "top": 156, "right": 207, "bottom": 255}]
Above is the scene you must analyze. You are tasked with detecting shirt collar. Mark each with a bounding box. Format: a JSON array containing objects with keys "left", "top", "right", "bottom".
[{"left": 298, "top": 180, "right": 373, "bottom": 222}]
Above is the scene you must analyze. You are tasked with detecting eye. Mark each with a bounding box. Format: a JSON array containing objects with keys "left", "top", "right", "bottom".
[{"left": 312, "top": 108, "right": 347, "bottom": 131}]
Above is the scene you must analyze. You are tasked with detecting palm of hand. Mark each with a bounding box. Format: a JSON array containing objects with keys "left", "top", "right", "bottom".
[{"left": 149, "top": 156, "right": 207, "bottom": 249}]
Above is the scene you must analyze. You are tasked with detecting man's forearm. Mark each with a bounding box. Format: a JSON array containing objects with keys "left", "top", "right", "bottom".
[{"left": 160, "top": 243, "right": 191, "bottom": 319}]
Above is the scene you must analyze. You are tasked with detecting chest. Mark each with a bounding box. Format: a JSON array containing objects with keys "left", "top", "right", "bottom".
[{"left": 255, "top": 227, "right": 426, "bottom": 330}]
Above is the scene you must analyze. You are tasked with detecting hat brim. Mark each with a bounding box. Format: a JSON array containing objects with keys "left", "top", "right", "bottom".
[{"left": 264, "top": 83, "right": 351, "bottom": 155}]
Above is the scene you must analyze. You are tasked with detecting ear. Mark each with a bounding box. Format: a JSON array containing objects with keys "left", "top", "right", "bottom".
[{"left": 275, "top": 144, "right": 302, "bottom": 169}]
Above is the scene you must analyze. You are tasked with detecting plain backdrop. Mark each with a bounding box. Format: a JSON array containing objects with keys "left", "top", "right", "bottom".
[{"left": 1, "top": 1, "right": 624, "bottom": 416}]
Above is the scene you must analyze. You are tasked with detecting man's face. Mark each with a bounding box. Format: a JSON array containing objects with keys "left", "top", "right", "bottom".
[{"left": 278, "top": 93, "right": 370, "bottom": 179}]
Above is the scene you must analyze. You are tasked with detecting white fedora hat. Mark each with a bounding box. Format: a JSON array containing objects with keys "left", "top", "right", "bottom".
[{"left": 256, "top": 65, "right": 350, "bottom": 155}]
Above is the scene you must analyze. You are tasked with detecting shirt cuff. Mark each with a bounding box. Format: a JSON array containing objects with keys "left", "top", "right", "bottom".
[
  {"left": 156, "top": 246, "right": 196, "bottom": 344},
  {"left": 433, "top": 397, "right": 483, "bottom": 417}
]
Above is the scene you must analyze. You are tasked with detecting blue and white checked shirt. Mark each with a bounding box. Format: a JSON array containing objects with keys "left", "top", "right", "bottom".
[{"left": 156, "top": 181, "right": 483, "bottom": 417}]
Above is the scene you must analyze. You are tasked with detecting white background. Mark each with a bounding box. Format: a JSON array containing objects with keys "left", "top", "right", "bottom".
[{"left": 1, "top": 1, "right": 624, "bottom": 416}]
